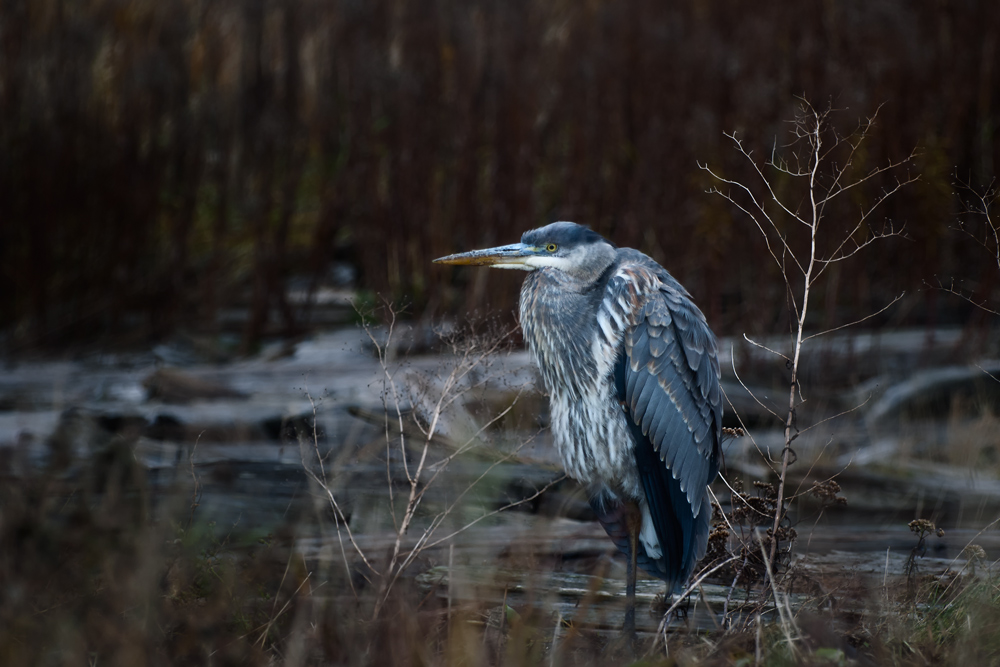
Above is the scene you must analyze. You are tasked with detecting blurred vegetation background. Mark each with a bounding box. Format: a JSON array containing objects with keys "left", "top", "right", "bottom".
[{"left": 1, "top": 0, "right": 997, "bottom": 351}]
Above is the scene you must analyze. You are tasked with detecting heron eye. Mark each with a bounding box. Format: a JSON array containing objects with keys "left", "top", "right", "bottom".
[{"left": 545, "top": 243, "right": 558, "bottom": 253}]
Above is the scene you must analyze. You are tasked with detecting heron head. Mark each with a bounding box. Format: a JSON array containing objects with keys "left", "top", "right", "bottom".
[{"left": 434, "top": 222, "right": 616, "bottom": 282}]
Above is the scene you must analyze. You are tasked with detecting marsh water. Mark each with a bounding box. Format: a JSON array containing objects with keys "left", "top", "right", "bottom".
[{"left": 2, "top": 325, "right": 999, "bottom": 636}]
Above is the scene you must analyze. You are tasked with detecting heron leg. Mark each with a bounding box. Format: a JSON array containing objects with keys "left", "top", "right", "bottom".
[
  {"left": 624, "top": 503, "right": 641, "bottom": 640},
  {"left": 625, "top": 530, "right": 637, "bottom": 636}
]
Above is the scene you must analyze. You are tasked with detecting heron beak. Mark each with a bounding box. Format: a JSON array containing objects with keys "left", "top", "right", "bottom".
[{"left": 433, "top": 242, "right": 538, "bottom": 270}]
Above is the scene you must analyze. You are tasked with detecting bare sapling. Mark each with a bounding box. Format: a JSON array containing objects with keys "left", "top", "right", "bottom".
[
  {"left": 699, "top": 100, "right": 918, "bottom": 594},
  {"left": 301, "top": 304, "right": 564, "bottom": 622}
]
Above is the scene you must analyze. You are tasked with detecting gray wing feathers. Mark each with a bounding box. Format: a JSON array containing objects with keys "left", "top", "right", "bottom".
[
  {"left": 618, "top": 271, "right": 721, "bottom": 518},
  {"left": 648, "top": 332, "right": 669, "bottom": 359},
  {"left": 648, "top": 396, "right": 672, "bottom": 448},
  {"left": 636, "top": 376, "right": 658, "bottom": 434}
]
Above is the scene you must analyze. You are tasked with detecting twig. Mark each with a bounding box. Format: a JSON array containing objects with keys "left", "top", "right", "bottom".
[
  {"left": 304, "top": 467, "right": 379, "bottom": 577},
  {"left": 186, "top": 432, "right": 204, "bottom": 530},
  {"left": 256, "top": 568, "right": 313, "bottom": 649},
  {"left": 550, "top": 610, "right": 563, "bottom": 667},
  {"left": 925, "top": 277, "right": 1000, "bottom": 316},
  {"left": 742, "top": 334, "right": 791, "bottom": 364},
  {"left": 422, "top": 474, "right": 566, "bottom": 551},
  {"left": 756, "top": 528, "right": 799, "bottom": 654},
  {"left": 648, "top": 555, "right": 740, "bottom": 655},
  {"left": 801, "top": 292, "right": 905, "bottom": 341}
]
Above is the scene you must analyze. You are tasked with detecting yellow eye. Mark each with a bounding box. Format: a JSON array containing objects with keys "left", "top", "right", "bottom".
[{"left": 545, "top": 243, "right": 558, "bottom": 253}]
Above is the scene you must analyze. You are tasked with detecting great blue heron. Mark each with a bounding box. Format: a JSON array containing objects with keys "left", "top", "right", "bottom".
[{"left": 434, "top": 221, "right": 721, "bottom": 637}]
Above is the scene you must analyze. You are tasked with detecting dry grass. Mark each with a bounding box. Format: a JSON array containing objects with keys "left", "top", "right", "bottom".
[
  {"left": 3, "top": 322, "right": 1000, "bottom": 666},
  {"left": 2, "top": 454, "right": 999, "bottom": 666}
]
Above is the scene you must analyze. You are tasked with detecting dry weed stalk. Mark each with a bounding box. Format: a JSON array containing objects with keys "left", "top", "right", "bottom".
[
  {"left": 700, "top": 100, "right": 918, "bottom": 600},
  {"left": 302, "top": 305, "right": 563, "bottom": 621}
]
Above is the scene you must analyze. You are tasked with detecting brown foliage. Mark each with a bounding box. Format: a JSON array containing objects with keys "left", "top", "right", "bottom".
[{"left": 1, "top": 1, "right": 998, "bottom": 348}]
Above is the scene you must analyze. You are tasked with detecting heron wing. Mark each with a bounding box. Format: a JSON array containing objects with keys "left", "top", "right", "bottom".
[
  {"left": 605, "top": 261, "right": 722, "bottom": 578},
  {"left": 624, "top": 283, "right": 721, "bottom": 503}
]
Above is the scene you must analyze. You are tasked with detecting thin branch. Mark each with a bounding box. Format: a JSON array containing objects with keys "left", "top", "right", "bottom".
[
  {"left": 726, "top": 131, "right": 811, "bottom": 228},
  {"left": 306, "top": 466, "right": 380, "bottom": 576},
  {"left": 256, "top": 569, "right": 312, "bottom": 648},
  {"left": 722, "top": 372, "right": 781, "bottom": 472},
  {"left": 813, "top": 174, "right": 918, "bottom": 273},
  {"left": 743, "top": 333, "right": 791, "bottom": 363},
  {"left": 800, "top": 292, "right": 905, "bottom": 341},
  {"left": 976, "top": 363, "right": 1000, "bottom": 384},
  {"left": 411, "top": 434, "right": 546, "bottom": 557},
  {"left": 792, "top": 393, "right": 874, "bottom": 438},
  {"left": 815, "top": 150, "right": 916, "bottom": 209},
  {"left": 422, "top": 474, "right": 567, "bottom": 551},
  {"left": 700, "top": 165, "right": 807, "bottom": 278},
  {"left": 718, "top": 473, "right": 774, "bottom": 521},
  {"left": 707, "top": 486, "right": 737, "bottom": 534},
  {"left": 924, "top": 277, "right": 1000, "bottom": 316},
  {"left": 757, "top": 528, "right": 799, "bottom": 652},
  {"left": 301, "top": 390, "right": 378, "bottom": 589},
  {"left": 418, "top": 398, "right": 523, "bottom": 499},
  {"left": 648, "top": 555, "right": 741, "bottom": 655},
  {"left": 811, "top": 104, "right": 882, "bottom": 216}
]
